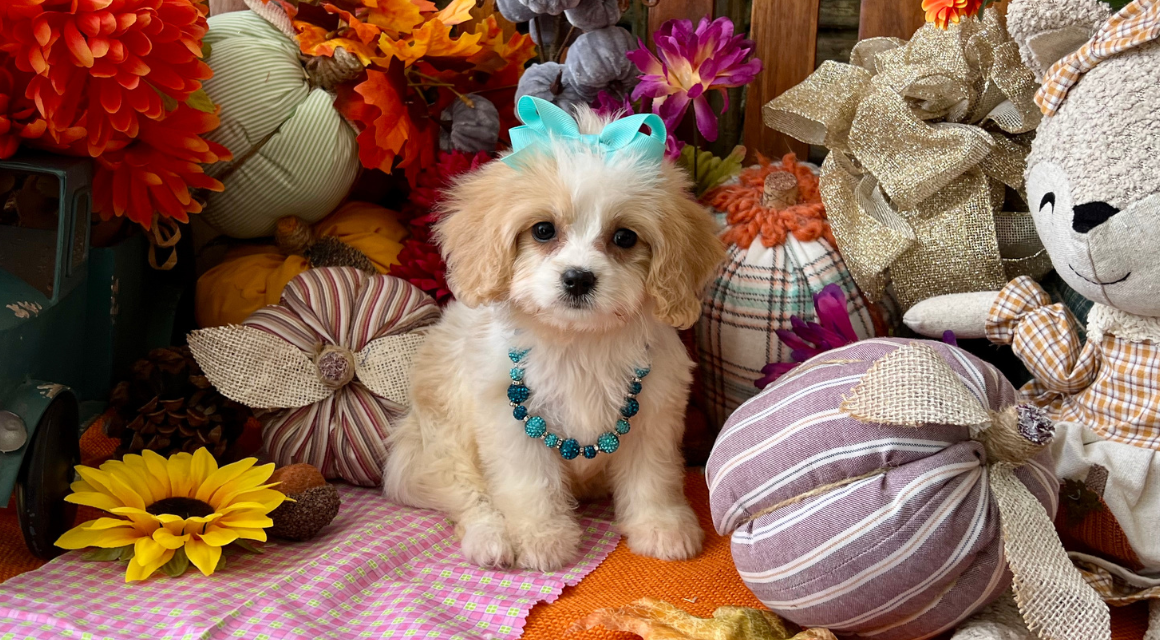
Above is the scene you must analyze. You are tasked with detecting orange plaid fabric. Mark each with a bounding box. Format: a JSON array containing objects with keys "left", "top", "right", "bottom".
[
  {"left": 1037, "top": 0, "right": 1160, "bottom": 116},
  {"left": 987, "top": 276, "right": 1160, "bottom": 451}
]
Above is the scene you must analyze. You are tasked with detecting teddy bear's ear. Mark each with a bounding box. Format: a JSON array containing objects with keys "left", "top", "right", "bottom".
[{"left": 1007, "top": 0, "right": 1112, "bottom": 80}]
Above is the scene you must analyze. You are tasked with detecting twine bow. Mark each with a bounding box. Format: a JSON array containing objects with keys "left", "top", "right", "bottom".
[
  {"left": 503, "top": 96, "right": 668, "bottom": 169},
  {"left": 841, "top": 343, "right": 1111, "bottom": 640},
  {"left": 763, "top": 9, "right": 1051, "bottom": 310}
]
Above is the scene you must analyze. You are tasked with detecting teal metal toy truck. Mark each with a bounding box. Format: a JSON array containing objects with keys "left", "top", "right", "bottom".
[{"left": 0, "top": 154, "right": 180, "bottom": 558}]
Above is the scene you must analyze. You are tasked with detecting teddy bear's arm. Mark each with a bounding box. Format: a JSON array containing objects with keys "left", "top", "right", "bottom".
[{"left": 986, "top": 276, "right": 1100, "bottom": 395}]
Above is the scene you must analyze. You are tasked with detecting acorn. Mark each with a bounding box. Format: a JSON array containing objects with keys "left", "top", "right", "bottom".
[{"left": 268, "top": 463, "right": 342, "bottom": 541}]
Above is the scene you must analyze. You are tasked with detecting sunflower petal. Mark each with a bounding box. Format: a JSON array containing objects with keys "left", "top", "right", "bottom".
[
  {"left": 86, "top": 517, "right": 137, "bottom": 531},
  {"left": 218, "top": 512, "right": 274, "bottom": 529},
  {"left": 188, "top": 448, "right": 218, "bottom": 493},
  {"left": 134, "top": 536, "right": 165, "bottom": 566},
  {"left": 152, "top": 527, "right": 189, "bottom": 550},
  {"left": 56, "top": 520, "right": 127, "bottom": 549},
  {"left": 125, "top": 548, "right": 174, "bottom": 582},
  {"left": 74, "top": 466, "right": 127, "bottom": 508},
  {"left": 167, "top": 452, "right": 193, "bottom": 497},
  {"left": 197, "top": 525, "right": 238, "bottom": 547},
  {"left": 65, "top": 491, "right": 123, "bottom": 512},
  {"left": 230, "top": 527, "right": 268, "bottom": 542},
  {"left": 185, "top": 539, "right": 222, "bottom": 577},
  {"left": 141, "top": 449, "right": 172, "bottom": 495},
  {"left": 194, "top": 457, "right": 256, "bottom": 503}
]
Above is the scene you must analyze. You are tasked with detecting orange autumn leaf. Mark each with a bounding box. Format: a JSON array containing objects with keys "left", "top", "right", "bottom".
[
  {"left": 322, "top": 4, "right": 383, "bottom": 43},
  {"left": 375, "top": 19, "right": 482, "bottom": 66},
  {"left": 351, "top": 67, "right": 409, "bottom": 172},
  {"left": 363, "top": 0, "right": 426, "bottom": 37},
  {"left": 433, "top": 0, "right": 476, "bottom": 26}
]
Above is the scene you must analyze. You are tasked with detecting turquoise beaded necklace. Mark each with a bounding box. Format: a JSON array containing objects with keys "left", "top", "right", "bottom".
[{"left": 507, "top": 348, "right": 649, "bottom": 460}]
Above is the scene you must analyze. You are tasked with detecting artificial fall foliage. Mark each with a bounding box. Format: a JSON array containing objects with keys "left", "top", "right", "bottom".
[
  {"left": 269, "top": 0, "right": 535, "bottom": 185},
  {"left": 388, "top": 149, "right": 492, "bottom": 304},
  {"left": 0, "top": 0, "right": 230, "bottom": 229}
]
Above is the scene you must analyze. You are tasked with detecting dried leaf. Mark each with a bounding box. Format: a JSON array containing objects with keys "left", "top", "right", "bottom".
[{"left": 569, "top": 598, "right": 837, "bottom": 640}]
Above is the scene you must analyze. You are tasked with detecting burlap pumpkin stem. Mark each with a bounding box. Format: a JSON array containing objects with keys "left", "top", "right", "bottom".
[{"left": 105, "top": 346, "right": 254, "bottom": 461}]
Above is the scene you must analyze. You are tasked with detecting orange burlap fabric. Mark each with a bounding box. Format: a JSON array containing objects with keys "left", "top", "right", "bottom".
[{"left": 0, "top": 430, "right": 1149, "bottom": 639}]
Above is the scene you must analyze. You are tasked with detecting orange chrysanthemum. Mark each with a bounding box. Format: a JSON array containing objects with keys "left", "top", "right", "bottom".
[
  {"left": 0, "top": 63, "right": 47, "bottom": 158},
  {"left": 93, "top": 105, "right": 230, "bottom": 227},
  {"left": 922, "top": 0, "right": 984, "bottom": 29},
  {"left": 704, "top": 154, "right": 834, "bottom": 250}
]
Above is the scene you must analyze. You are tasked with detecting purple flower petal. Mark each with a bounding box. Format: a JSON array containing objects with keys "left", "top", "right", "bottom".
[
  {"left": 756, "top": 362, "right": 798, "bottom": 390},
  {"left": 692, "top": 94, "right": 718, "bottom": 141},
  {"left": 814, "top": 284, "right": 859, "bottom": 343},
  {"left": 942, "top": 330, "right": 958, "bottom": 346}
]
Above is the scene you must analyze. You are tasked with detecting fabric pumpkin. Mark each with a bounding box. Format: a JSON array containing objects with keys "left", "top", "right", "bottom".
[
  {"left": 195, "top": 202, "right": 408, "bottom": 328},
  {"left": 496, "top": 0, "right": 539, "bottom": 22},
  {"left": 440, "top": 95, "right": 500, "bottom": 154},
  {"left": 696, "top": 156, "right": 882, "bottom": 430},
  {"left": 518, "top": 0, "right": 581, "bottom": 16},
  {"left": 564, "top": 0, "right": 621, "bottom": 31},
  {"left": 563, "top": 26, "right": 638, "bottom": 96},
  {"left": 516, "top": 62, "right": 590, "bottom": 110},
  {"left": 707, "top": 338, "right": 1062, "bottom": 639},
  {"left": 189, "top": 267, "right": 440, "bottom": 486},
  {"left": 199, "top": 11, "right": 361, "bottom": 238}
]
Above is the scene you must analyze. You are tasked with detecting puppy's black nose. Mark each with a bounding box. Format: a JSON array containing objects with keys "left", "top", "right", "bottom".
[
  {"left": 1073, "top": 201, "right": 1121, "bottom": 233},
  {"left": 561, "top": 268, "right": 596, "bottom": 297}
]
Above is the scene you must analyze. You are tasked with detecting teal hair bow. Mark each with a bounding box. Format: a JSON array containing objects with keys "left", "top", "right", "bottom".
[{"left": 502, "top": 96, "right": 667, "bottom": 168}]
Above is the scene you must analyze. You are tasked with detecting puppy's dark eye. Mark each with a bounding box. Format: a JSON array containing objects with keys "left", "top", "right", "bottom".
[
  {"left": 1040, "top": 192, "right": 1056, "bottom": 213},
  {"left": 532, "top": 222, "right": 556, "bottom": 242},
  {"left": 612, "top": 229, "right": 637, "bottom": 248}
]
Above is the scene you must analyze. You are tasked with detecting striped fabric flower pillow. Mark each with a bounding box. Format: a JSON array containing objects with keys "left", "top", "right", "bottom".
[
  {"left": 190, "top": 267, "right": 440, "bottom": 486},
  {"left": 707, "top": 338, "right": 1059, "bottom": 640}
]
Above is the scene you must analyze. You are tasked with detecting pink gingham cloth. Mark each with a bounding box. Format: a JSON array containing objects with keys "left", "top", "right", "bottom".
[{"left": 0, "top": 485, "right": 620, "bottom": 640}]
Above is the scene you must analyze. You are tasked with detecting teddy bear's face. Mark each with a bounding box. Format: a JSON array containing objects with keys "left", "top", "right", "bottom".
[{"left": 1026, "top": 46, "right": 1160, "bottom": 317}]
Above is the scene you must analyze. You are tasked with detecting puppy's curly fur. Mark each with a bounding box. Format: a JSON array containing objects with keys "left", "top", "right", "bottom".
[{"left": 382, "top": 106, "right": 724, "bottom": 571}]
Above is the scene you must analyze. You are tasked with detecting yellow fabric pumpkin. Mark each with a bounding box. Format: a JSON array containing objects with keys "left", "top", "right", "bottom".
[{"left": 196, "top": 201, "right": 408, "bottom": 328}]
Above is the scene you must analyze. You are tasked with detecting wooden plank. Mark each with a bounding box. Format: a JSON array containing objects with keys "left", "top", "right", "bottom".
[
  {"left": 742, "top": 0, "right": 819, "bottom": 161},
  {"left": 647, "top": 0, "right": 715, "bottom": 47},
  {"left": 858, "top": 0, "right": 925, "bottom": 39}
]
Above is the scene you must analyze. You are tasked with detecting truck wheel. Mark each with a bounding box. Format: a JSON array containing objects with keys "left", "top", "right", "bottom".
[{"left": 15, "top": 392, "right": 80, "bottom": 559}]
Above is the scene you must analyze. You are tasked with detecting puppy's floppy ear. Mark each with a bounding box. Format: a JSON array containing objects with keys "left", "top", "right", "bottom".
[
  {"left": 646, "top": 167, "right": 725, "bottom": 329},
  {"left": 435, "top": 161, "right": 521, "bottom": 307},
  {"left": 1006, "top": 0, "right": 1110, "bottom": 80}
]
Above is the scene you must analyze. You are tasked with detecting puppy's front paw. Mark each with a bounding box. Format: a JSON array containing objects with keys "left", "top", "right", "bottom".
[
  {"left": 458, "top": 519, "right": 515, "bottom": 568},
  {"left": 512, "top": 517, "right": 582, "bottom": 572},
  {"left": 622, "top": 505, "right": 704, "bottom": 561}
]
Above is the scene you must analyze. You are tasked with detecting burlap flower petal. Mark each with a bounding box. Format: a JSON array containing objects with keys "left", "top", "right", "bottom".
[
  {"left": 356, "top": 333, "right": 428, "bottom": 406},
  {"left": 187, "top": 325, "right": 333, "bottom": 409}
]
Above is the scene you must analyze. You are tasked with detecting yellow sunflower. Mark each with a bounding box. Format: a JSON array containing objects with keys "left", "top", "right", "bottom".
[{"left": 56, "top": 448, "right": 288, "bottom": 582}]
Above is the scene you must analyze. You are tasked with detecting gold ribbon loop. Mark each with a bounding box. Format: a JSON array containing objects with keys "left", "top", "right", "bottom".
[{"left": 764, "top": 9, "right": 1049, "bottom": 310}]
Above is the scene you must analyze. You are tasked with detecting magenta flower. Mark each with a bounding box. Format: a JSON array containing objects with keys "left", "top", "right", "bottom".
[
  {"left": 593, "top": 90, "right": 634, "bottom": 119},
  {"left": 755, "top": 285, "right": 957, "bottom": 389},
  {"left": 627, "top": 17, "right": 762, "bottom": 142}
]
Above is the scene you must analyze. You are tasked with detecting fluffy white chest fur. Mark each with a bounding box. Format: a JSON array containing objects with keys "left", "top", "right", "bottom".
[{"left": 383, "top": 301, "right": 702, "bottom": 570}]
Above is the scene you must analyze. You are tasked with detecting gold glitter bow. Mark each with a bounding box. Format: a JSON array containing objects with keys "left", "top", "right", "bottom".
[{"left": 763, "top": 9, "right": 1052, "bottom": 310}]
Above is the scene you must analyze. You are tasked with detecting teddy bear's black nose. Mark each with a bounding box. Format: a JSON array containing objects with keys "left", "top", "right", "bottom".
[{"left": 1072, "top": 201, "right": 1121, "bottom": 233}]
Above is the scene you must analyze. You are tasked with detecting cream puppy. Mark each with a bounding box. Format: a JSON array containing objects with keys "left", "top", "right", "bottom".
[{"left": 382, "top": 102, "right": 723, "bottom": 571}]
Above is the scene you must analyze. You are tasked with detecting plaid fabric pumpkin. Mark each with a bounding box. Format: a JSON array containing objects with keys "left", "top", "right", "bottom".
[{"left": 697, "top": 159, "right": 882, "bottom": 430}]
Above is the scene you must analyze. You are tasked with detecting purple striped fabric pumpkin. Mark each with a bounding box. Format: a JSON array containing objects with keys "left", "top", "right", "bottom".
[{"left": 706, "top": 338, "right": 1058, "bottom": 640}]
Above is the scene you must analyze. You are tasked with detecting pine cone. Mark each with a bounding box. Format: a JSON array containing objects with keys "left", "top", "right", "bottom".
[{"left": 105, "top": 346, "right": 253, "bottom": 461}]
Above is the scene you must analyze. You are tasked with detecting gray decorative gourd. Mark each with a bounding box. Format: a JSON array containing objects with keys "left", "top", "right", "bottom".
[
  {"left": 515, "top": 62, "right": 590, "bottom": 110},
  {"left": 440, "top": 94, "right": 500, "bottom": 153},
  {"left": 564, "top": 0, "right": 620, "bottom": 32},
  {"left": 518, "top": 0, "right": 581, "bottom": 16},
  {"left": 563, "top": 26, "right": 638, "bottom": 98},
  {"left": 496, "top": 0, "right": 538, "bottom": 23}
]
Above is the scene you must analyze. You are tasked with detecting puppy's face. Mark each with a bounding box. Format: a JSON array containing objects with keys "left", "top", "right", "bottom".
[{"left": 436, "top": 110, "right": 724, "bottom": 332}]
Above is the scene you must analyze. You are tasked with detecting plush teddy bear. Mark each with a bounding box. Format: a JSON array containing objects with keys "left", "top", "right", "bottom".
[{"left": 905, "top": 1, "right": 1160, "bottom": 638}]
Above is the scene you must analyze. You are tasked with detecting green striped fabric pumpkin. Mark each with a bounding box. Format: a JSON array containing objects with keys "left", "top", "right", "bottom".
[{"left": 200, "top": 11, "right": 360, "bottom": 239}]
